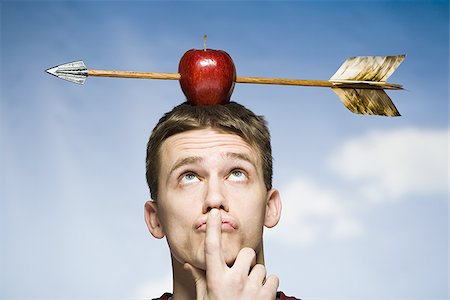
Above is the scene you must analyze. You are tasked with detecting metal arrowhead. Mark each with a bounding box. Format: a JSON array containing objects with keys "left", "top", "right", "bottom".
[{"left": 46, "top": 60, "right": 88, "bottom": 84}]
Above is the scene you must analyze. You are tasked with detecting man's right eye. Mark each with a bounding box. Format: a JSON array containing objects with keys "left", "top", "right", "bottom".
[{"left": 179, "top": 172, "right": 200, "bottom": 185}]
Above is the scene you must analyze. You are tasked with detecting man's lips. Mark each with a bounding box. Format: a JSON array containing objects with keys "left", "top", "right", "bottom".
[{"left": 195, "top": 216, "right": 238, "bottom": 232}]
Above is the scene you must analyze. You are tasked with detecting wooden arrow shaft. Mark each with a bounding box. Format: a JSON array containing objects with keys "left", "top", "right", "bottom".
[
  {"left": 88, "top": 69, "right": 402, "bottom": 90},
  {"left": 236, "top": 76, "right": 402, "bottom": 90},
  {"left": 236, "top": 76, "right": 332, "bottom": 87},
  {"left": 88, "top": 69, "right": 181, "bottom": 80}
]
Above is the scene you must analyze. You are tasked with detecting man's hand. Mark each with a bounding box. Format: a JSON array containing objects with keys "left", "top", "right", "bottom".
[{"left": 184, "top": 208, "right": 279, "bottom": 300}]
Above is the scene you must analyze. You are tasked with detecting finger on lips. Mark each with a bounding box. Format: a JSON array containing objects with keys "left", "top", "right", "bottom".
[
  {"left": 205, "top": 208, "right": 225, "bottom": 274},
  {"left": 199, "top": 209, "right": 279, "bottom": 297}
]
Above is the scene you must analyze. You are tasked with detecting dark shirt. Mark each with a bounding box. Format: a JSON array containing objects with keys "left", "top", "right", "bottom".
[{"left": 152, "top": 291, "right": 300, "bottom": 299}]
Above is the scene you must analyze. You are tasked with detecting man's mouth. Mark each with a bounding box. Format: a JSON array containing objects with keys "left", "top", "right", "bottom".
[{"left": 195, "top": 218, "right": 238, "bottom": 232}]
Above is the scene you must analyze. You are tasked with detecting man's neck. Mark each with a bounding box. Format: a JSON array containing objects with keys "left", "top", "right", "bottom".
[{"left": 170, "top": 256, "right": 197, "bottom": 300}]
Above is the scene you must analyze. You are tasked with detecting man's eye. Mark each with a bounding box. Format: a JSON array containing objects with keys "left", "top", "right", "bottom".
[
  {"left": 180, "top": 173, "right": 200, "bottom": 185},
  {"left": 228, "top": 170, "right": 247, "bottom": 182}
]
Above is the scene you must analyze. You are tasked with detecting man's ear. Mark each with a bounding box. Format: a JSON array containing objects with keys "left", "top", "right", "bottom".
[
  {"left": 144, "top": 200, "right": 166, "bottom": 239},
  {"left": 264, "top": 188, "right": 282, "bottom": 228}
]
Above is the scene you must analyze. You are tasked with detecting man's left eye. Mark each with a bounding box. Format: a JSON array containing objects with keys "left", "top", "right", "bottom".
[
  {"left": 228, "top": 170, "right": 247, "bottom": 182},
  {"left": 180, "top": 173, "right": 200, "bottom": 185}
]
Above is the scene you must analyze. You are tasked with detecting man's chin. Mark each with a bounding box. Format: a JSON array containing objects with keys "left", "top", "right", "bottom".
[{"left": 190, "top": 249, "right": 239, "bottom": 270}]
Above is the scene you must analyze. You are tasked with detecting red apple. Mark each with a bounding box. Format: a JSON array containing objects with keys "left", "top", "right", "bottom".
[{"left": 178, "top": 48, "right": 236, "bottom": 105}]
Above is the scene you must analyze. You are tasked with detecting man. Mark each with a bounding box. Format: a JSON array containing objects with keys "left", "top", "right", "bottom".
[{"left": 144, "top": 102, "right": 299, "bottom": 299}]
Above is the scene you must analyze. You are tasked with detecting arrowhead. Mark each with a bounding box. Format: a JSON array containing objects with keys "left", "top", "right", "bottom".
[
  {"left": 45, "top": 65, "right": 59, "bottom": 77},
  {"left": 45, "top": 60, "right": 88, "bottom": 84}
]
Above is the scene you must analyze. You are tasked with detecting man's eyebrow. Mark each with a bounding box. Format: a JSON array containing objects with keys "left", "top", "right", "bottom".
[
  {"left": 169, "top": 156, "right": 203, "bottom": 175},
  {"left": 225, "top": 152, "right": 257, "bottom": 168}
]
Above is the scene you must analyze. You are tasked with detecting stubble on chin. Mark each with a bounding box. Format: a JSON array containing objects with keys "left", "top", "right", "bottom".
[{"left": 186, "top": 243, "right": 240, "bottom": 270}]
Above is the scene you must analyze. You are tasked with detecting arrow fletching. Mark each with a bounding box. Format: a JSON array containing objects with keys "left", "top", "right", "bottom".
[
  {"left": 332, "top": 88, "right": 401, "bottom": 116},
  {"left": 46, "top": 60, "right": 88, "bottom": 85},
  {"left": 330, "top": 54, "right": 405, "bottom": 116},
  {"left": 330, "top": 54, "right": 405, "bottom": 83}
]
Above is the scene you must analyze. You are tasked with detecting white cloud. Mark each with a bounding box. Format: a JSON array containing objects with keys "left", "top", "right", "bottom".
[
  {"left": 328, "top": 127, "right": 449, "bottom": 201},
  {"left": 135, "top": 274, "right": 172, "bottom": 300},
  {"left": 330, "top": 217, "right": 364, "bottom": 239},
  {"left": 267, "top": 127, "right": 448, "bottom": 247},
  {"left": 267, "top": 176, "right": 364, "bottom": 247}
]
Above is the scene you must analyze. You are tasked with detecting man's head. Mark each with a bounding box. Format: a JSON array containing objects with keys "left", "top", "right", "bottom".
[
  {"left": 144, "top": 102, "right": 281, "bottom": 270},
  {"left": 146, "top": 101, "right": 273, "bottom": 201}
]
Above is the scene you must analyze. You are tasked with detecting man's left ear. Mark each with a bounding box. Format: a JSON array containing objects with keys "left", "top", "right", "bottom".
[{"left": 264, "top": 188, "right": 282, "bottom": 228}]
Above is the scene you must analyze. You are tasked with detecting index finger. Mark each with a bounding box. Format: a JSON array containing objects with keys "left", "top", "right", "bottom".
[{"left": 204, "top": 208, "right": 225, "bottom": 276}]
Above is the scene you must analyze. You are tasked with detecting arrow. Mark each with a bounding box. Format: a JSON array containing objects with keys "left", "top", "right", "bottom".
[{"left": 46, "top": 54, "right": 405, "bottom": 116}]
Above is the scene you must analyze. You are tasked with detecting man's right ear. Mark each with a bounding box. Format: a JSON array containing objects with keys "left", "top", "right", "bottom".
[{"left": 144, "top": 200, "right": 166, "bottom": 239}]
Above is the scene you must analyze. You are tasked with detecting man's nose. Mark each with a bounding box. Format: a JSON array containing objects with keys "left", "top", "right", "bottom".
[{"left": 202, "top": 177, "right": 229, "bottom": 213}]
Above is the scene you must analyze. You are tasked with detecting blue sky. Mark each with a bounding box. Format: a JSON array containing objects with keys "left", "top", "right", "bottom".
[{"left": 1, "top": 1, "right": 448, "bottom": 299}]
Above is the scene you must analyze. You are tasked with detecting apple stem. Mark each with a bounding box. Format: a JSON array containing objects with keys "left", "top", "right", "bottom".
[{"left": 203, "top": 34, "right": 207, "bottom": 51}]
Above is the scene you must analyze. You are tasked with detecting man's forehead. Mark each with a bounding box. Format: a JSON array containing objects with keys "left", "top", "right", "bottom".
[
  {"left": 159, "top": 128, "right": 260, "bottom": 166},
  {"left": 162, "top": 129, "right": 253, "bottom": 152}
]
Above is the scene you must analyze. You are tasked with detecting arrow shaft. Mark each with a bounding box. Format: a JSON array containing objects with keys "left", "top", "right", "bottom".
[
  {"left": 87, "top": 70, "right": 402, "bottom": 90},
  {"left": 236, "top": 76, "right": 402, "bottom": 90},
  {"left": 236, "top": 76, "right": 332, "bottom": 87},
  {"left": 88, "top": 69, "right": 181, "bottom": 80},
  {"left": 329, "top": 80, "right": 403, "bottom": 90}
]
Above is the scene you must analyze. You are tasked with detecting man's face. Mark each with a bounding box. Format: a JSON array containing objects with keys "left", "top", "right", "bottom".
[{"left": 153, "top": 128, "right": 275, "bottom": 269}]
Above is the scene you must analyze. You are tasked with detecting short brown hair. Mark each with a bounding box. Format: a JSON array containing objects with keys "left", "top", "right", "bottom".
[{"left": 146, "top": 102, "right": 273, "bottom": 200}]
